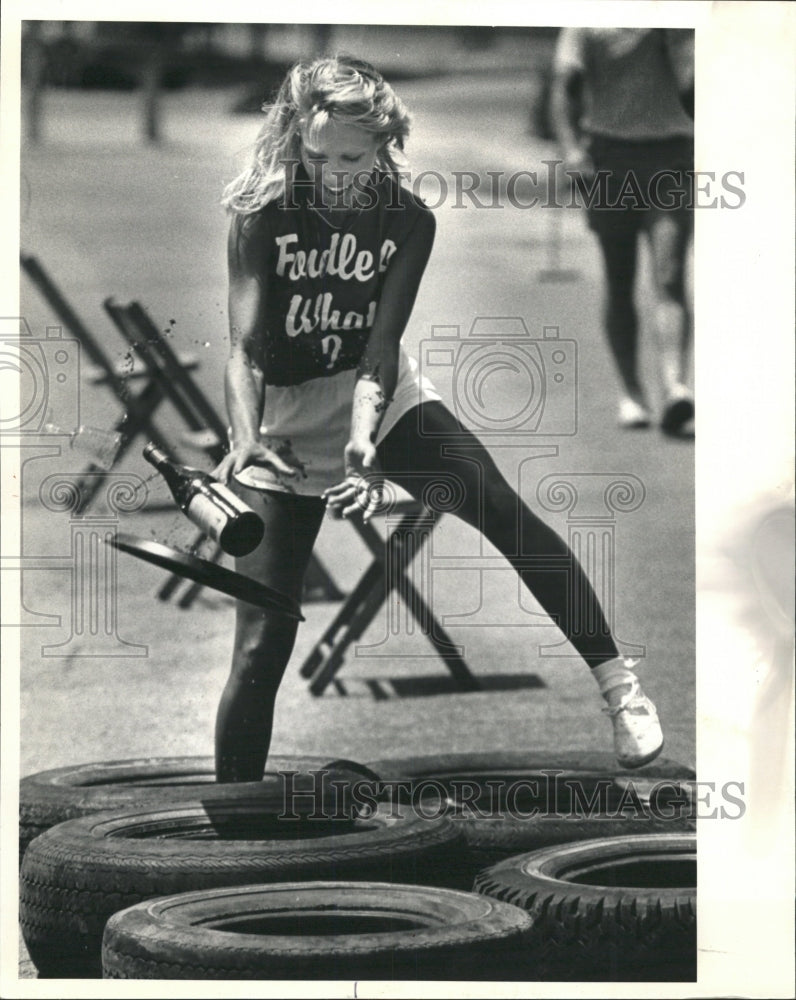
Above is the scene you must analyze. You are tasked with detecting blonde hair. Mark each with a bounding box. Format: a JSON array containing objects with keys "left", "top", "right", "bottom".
[{"left": 222, "top": 55, "right": 411, "bottom": 214}]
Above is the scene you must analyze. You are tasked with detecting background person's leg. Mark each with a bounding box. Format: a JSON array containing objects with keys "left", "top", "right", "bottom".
[
  {"left": 592, "top": 220, "right": 650, "bottom": 427},
  {"left": 644, "top": 207, "right": 694, "bottom": 432},
  {"left": 215, "top": 487, "right": 325, "bottom": 782}
]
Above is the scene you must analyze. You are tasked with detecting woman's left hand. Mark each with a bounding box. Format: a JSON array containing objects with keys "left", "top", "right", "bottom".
[{"left": 323, "top": 440, "right": 384, "bottom": 522}]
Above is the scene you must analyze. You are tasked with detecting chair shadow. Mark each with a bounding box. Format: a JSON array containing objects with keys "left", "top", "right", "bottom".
[{"left": 329, "top": 673, "right": 547, "bottom": 700}]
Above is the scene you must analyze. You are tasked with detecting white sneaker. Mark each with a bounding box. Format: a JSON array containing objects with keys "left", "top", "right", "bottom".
[
  {"left": 618, "top": 397, "right": 652, "bottom": 429},
  {"left": 604, "top": 677, "right": 664, "bottom": 768}
]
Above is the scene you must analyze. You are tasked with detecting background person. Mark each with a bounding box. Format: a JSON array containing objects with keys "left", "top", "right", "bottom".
[{"left": 550, "top": 27, "right": 695, "bottom": 433}]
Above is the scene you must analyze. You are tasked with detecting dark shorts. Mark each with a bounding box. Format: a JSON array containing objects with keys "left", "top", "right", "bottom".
[{"left": 578, "top": 134, "right": 694, "bottom": 238}]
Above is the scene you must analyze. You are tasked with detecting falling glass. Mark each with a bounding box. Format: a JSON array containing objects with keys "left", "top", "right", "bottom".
[{"left": 43, "top": 421, "right": 123, "bottom": 471}]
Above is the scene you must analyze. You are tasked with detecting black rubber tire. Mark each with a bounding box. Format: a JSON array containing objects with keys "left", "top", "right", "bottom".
[
  {"left": 20, "top": 799, "right": 466, "bottom": 979},
  {"left": 474, "top": 832, "right": 696, "bottom": 981},
  {"left": 101, "top": 881, "right": 532, "bottom": 980},
  {"left": 460, "top": 808, "right": 695, "bottom": 883},
  {"left": 364, "top": 751, "right": 696, "bottom": 880},
  {"left": 19, "top": 754, "right": 377, "bottom": 864}
]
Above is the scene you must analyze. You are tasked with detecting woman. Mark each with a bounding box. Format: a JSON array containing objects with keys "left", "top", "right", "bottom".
[{"left": 212, "top": 54, "right": 663, "bottom": 782}]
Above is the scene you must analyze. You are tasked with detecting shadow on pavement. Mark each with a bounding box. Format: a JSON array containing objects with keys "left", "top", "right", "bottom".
[{"left": 328, "top": 674, "right": 547, "bottom": 700}]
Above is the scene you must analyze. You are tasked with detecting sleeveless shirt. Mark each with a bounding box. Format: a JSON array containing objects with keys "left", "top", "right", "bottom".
[
  {"left": 258, "top": 170, "right": 431, "bottom": 386},
  {"left": 232, "top": 170, "right": 441, "bottom": 496}
]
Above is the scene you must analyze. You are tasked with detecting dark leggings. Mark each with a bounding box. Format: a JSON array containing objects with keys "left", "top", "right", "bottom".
[{"left": 215, "top": 401, "right": 618, "bottom": 781}]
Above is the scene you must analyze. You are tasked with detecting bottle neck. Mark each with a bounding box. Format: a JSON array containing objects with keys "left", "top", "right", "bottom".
[
  {"left": 143, "top": 443, "right": 172, "bottom": 472},
  {"left": 143, "top": 443, "right": 204, "bottom": 503}
]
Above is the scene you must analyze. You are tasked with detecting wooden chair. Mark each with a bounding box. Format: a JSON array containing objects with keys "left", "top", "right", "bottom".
[
  {"left": 299, "top": 500, "right": 479, "bottom": 696},
  {"left": 20, "top": 254, "right": 342, "bottom": 604},
  {"left": 101, "top": 296, "right": 343, "bottom": 607}
]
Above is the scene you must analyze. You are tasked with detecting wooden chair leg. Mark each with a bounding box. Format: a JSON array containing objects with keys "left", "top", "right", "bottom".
[
  {"left": 299, "top": 559, "right": 385, "bottom": 680},
  {"left": 308, "top": 580, "right": 390, "bottom": 697},
  {"left": 302, "top": 505, "right": 478, "bottom": 696}
]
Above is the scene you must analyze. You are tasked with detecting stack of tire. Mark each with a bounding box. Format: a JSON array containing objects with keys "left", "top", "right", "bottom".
[
  {"left": 363, "top": 750, "right": 697, "bottom": 982},
  {"left": 19, "top": 750, "right": 696, "bottom": 981}
]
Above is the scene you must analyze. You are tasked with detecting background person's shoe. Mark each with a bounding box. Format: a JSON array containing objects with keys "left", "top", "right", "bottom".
[
  {"left": 660, "top": 386, "right": 695, "bottom": 435},
  {"left": 618, "top": 397, "right": 652, "bottom": 429}
]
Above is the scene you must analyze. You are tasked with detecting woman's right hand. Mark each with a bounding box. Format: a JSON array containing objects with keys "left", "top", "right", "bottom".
[{"left": 213, "top": 442, "right": 300, "bottom": 484}]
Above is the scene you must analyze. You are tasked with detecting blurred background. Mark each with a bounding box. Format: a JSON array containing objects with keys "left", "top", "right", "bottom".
[{"left": 21, "top": 21, "right": 558, "bottom": 143}]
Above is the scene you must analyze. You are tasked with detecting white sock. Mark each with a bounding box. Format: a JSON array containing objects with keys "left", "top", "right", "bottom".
[{"left": 591, "top": 656, "right": 640, "bottom": 700}]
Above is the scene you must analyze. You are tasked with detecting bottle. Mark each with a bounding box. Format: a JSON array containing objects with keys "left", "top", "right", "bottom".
[{"left": 143, "top": 443, "right": 264, "bottom": 557}]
